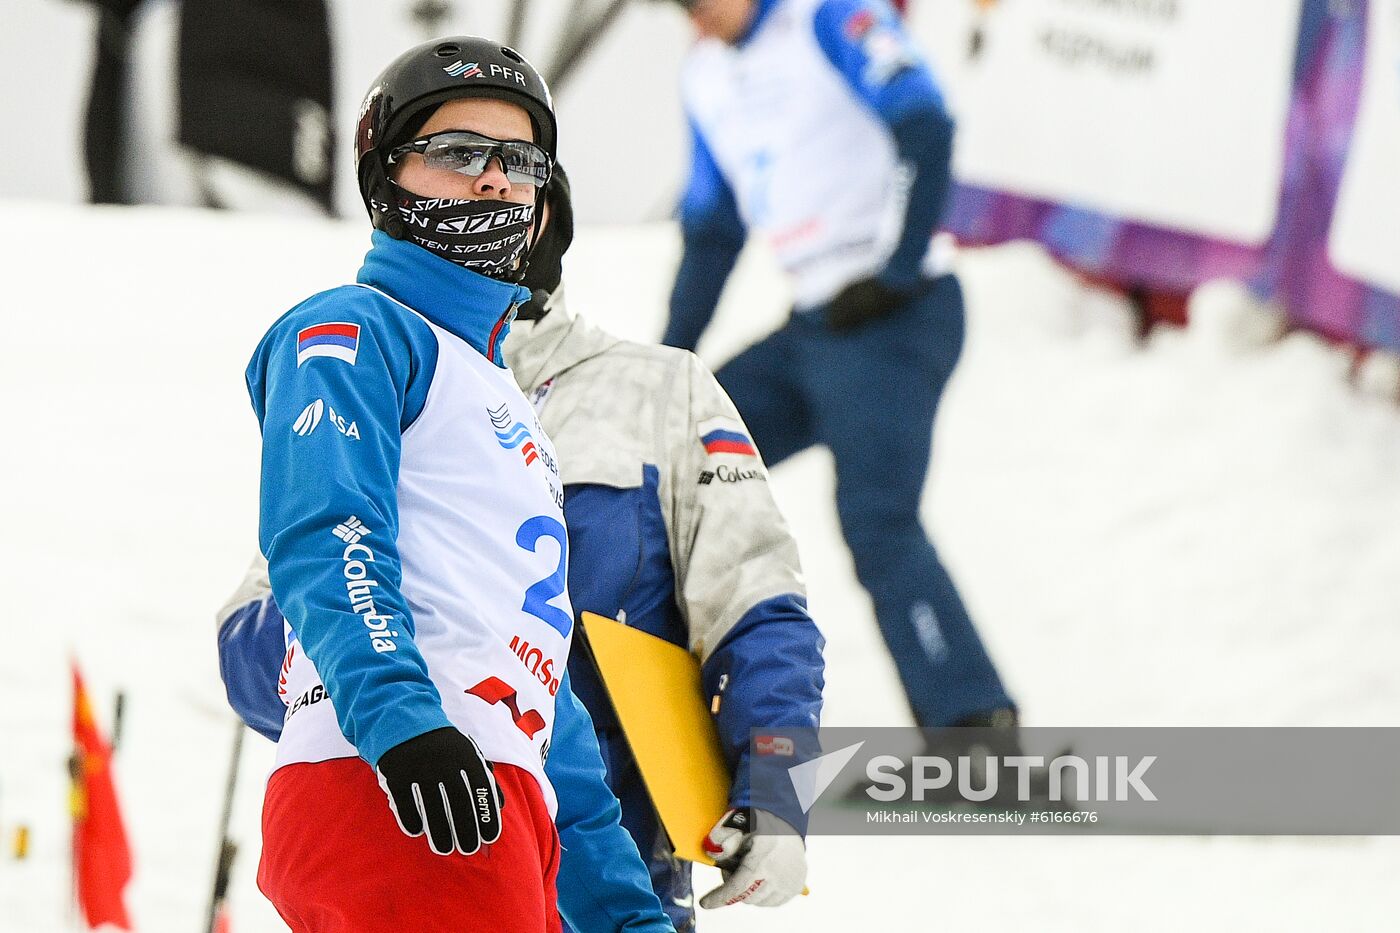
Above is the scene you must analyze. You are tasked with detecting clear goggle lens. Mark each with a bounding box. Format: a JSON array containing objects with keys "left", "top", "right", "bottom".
[{"left": 389, "top": 131, "right": 551, "bottom": 187}]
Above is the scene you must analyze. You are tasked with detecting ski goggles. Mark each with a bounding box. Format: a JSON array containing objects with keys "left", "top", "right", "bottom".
[{"left": 387, "top": 131, "right": 552, "bottom": 187}]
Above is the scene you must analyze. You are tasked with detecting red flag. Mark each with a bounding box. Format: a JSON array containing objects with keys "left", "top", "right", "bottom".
[{"left": 71, "top": 663, "right": 133, "bottom": 930}]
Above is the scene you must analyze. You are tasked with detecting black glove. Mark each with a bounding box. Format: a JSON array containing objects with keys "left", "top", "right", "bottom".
[
  {"left": 375, "top": 727, "right": 503, "bottom": 856},
  {"left": 824, "top": 276, "right": 921, "bottom": 331}
]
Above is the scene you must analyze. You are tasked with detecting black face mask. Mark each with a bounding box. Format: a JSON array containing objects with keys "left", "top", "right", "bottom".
[{"left": 389, "top": 181, "right": 534, "bottom": 279}]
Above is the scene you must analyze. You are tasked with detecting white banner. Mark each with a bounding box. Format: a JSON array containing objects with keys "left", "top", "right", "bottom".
[
  {"left": 952, "top": 0, "right": 1301, "bottom": 244},
  {"left": 1329, "top": 0, "right": 1400, "bottom": 296}
]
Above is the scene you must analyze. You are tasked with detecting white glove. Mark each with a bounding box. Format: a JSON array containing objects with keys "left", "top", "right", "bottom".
[{"left": 699, "top": 808, "right": 807, "bottom": 909}]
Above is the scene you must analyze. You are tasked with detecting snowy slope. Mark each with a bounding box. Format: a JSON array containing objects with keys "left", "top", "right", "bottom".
[{"left": 1, "top": 204, "right": 1397, "bottom": 932}]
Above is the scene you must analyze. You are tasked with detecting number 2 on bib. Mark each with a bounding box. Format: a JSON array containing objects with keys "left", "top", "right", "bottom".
[{"left": 516, "top": 515, "right": 572, "bottom": 637}]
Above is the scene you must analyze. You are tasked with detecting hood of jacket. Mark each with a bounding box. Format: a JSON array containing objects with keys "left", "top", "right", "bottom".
[{"left": 502, "top": 287, "right": 626, "bottom": 393}]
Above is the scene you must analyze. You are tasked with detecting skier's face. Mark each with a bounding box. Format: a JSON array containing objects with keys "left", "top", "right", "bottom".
[
  {"left": 686, "top": 0, "right": 755, "bottom": 44},
  {"left": 391, "top": 97, "right": 538, "bottom": 206}
]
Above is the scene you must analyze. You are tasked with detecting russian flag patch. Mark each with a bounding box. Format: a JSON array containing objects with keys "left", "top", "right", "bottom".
[
  {"left": 698, "top": 416, "right": 757, "bottom": 457},
  {"left": 296, "top": 322, "right": 360, "bottom": 367}
]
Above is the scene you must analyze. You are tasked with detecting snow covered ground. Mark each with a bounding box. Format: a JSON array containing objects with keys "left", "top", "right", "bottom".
[{"left": 2, "top": 203, "right": 1398, "bottom": 932}]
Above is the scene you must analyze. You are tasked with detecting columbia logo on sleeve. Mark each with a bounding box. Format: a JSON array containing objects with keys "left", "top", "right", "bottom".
[{"left": 333, "top": 516, "right": 372, "bottom": 544}]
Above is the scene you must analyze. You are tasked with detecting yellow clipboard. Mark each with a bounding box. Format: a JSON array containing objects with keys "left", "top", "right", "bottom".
[{"left": 580, "top": 612, "right": 729, "bottom": 865}]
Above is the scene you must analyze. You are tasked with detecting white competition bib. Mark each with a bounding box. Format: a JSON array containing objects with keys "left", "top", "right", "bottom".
[{"left": 275, "top": 302, "right": 573, "bottom": 816}]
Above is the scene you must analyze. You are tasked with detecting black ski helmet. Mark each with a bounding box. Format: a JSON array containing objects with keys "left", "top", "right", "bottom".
[{"left": 354, "top": 36, "right": 557, "bottom": 244}]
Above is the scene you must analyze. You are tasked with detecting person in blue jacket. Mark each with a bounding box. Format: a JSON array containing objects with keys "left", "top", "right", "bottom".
[
  {"left": 234, "top": 35, "right": 674, "bottom": 933},
  {"left": 222, "top": 159, "right": 824, "bottom": 929},
  {"left": 663, "top": 0, "right": 1018, "bottom": 736}
]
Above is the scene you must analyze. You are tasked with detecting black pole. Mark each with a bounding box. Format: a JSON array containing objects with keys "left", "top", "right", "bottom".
[
  {"left": 204, "top": 722, "right": 245, "bottom": 933},
  {"left": 547, "top": 0, "right": 633, "bottom": 92},
  {"left": 82, "top": 0, "right": 145, "bottom": 204},
  {"left": 110, "top": 691, "right": 126, "bottom": 753},
  {"left": 505, "top": 0, "right": 533, "bottom": 49},
  {"left": 409, "top": 0, "right": 452, "bottom": 39}
]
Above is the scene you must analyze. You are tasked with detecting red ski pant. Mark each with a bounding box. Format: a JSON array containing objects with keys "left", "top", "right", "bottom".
[{"left": 258, "top": 757, "right": 561, "bottom": 933}]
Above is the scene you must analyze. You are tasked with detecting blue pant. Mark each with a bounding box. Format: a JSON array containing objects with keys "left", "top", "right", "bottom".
[{"left": 715, "top": 275, "right": 1012, "bottom": 726}]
